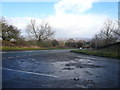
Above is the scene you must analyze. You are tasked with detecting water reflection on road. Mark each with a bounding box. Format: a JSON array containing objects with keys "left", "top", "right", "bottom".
[{"left": 2, "top": 49, "right": 120, "bottom": 88}]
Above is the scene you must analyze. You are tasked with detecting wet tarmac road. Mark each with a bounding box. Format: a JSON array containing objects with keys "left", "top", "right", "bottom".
[{"left": 2, "top": 49, "right": 120, "bottom": 88}]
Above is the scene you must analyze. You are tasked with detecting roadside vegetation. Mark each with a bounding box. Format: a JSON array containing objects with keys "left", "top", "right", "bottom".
[
  {"left": 71, "top": 19, "right": 120, "bottom": 59},
  {"left": 0, "top": 17, "right": 120, "bottom": 56},
  {"left": 0, "top": 17, "right": 72, "bottom": 51},
  {"left": 71, "top": 48, "right": 119, "bottom": 59},
  {"left": 1, "top": 40, "right": 74, "bottom": 51},
  {"left": 1, "top": 47, "right": 74, "bottom": 51}
]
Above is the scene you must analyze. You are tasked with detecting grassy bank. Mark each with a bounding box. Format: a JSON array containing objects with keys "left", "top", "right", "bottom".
[
  {"left": 1, "top": 47, "right": 45, "bottom": 51},
  {"left": 1, "top": 46, "right": 75, "bottom": 51},
  {"left": 71, "top": 49, "right": 119, "bottom": 59},
  {"left": 1, "top": 40, "right": 75, "bottom": 51}
]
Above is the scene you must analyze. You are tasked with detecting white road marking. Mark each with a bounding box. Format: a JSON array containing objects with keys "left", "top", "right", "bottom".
[
  {"left": 49, "top": 52, "right": 55, "bottom": 53},
  {"left": 2, "top": 51, "right": 34, "bottom": 53},
  {"left": 24, "top": 51, "right": 34, "bottom": 52},
  {"left": 8, "top": 57, "right": 14, "bottom": 58},
  {"left": 4, "top": 54, "right": 38, "bottom": 59},
  {"left": 2, "top": 68, "right": 58, "bottom": 78},
  {"left": 15, "top": 56, "right": 21, "bottom": 58},
  {"left": 0, "top": 52, "right": 7, "bottom": 53}
]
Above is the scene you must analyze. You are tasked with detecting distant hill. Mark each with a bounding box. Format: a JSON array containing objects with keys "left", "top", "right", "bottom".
[{"left": 56, "top": 37, "right": 91, "bottom": 42}]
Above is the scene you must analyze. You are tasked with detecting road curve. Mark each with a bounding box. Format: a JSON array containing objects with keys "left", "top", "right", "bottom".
[{"left": 2, "top": 49, "right": 120, "bottom": 88}]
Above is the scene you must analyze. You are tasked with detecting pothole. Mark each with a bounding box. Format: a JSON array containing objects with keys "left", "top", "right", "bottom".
[
  {"left": 65, "top": 63, "right": 102, "bottom": 68},
  {"left": 62, "top": 67, "right": 74, "bottom": 70}
]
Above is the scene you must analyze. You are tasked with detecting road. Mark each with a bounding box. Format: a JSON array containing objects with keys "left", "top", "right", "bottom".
[{"left": 2, "top": 49, "right": 120, "bottom": 88}]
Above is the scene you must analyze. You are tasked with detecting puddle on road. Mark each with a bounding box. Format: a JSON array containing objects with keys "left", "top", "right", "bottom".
[
  {"left": 75, "top": 58, "right": 94, "bottom": 64},
  {"left": 52, "top": 58, "right": 102, "bottom": 71},
  {"left": 3, "top": 50, "right": 119, "bottom": 88}
]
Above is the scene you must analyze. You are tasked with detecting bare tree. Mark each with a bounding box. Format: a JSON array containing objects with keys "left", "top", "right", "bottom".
[
  {"left": 112, "top": 20, "right": 120, "bottom": 41},
  {"left": 26, "top": 19, "right": 54, "bottom": 45},
  {"left": 113, "top": 29, "right": 120, "bottom": 36},
  {"left": 91, "top": 19, "right": 118, "bottom": 47},
  {"left": 100, "top": 19, "right": 117, "bottom": 44}
]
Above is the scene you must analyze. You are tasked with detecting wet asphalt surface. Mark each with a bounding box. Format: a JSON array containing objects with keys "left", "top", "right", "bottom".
[{"left": 2, "top": 49, "right": 120, "bottom": 88}]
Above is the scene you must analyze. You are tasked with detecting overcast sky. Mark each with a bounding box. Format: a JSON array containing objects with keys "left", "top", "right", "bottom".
[{"left": 1, "top": 0, "right": 118, "bottom": 39}]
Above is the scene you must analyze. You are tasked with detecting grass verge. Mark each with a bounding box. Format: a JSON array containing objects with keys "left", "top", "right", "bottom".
[
  {"left": 71, "top": 49, "right": 120, "bottom": 59},
  {"left": 1, "top": 46, "right": 75, "bottom": 51}
]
